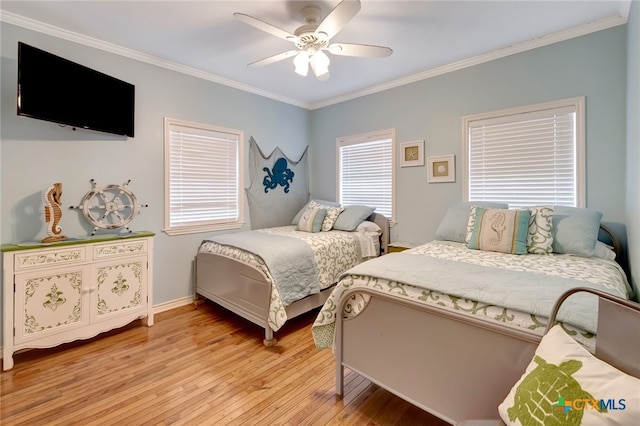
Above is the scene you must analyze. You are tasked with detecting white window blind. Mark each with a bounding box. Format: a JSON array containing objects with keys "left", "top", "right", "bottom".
[
  {"left": 164, "top": 118, "right": 243, "bottom": 235},
  {"left": 338, "top": 130, "right": 395, "bottom": 220},
  {"left": 464, "top": 98, "right": 584, "bottom": 208}
]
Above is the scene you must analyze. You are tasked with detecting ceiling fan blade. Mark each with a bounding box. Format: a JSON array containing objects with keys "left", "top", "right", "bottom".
[
  {"left": 234, "top": 13, "right": 299, "bottom": 43},
  {"left": 315, "top": 0, "right": 361, "bottom": 40},
  {"left": 327, "top": 43, "right": 393, "bottom": 58},
  {"left": 248, "top": 50, "right": 300, "bottom": 67}
]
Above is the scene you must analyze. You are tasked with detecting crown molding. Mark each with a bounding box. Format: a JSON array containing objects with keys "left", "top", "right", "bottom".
[
  {"left": 309, "top": 14, "right": 627, "bottom": 110},
  {"left": 0, "top": 10, "right": 308, "bottom": 109},
  {"left": 2, "top": 10, "right": 626, "bottom": 111}
]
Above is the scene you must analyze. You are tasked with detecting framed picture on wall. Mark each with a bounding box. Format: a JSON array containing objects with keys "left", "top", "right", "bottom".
[
  {"left": 427, "top": 154, "right": 455, "bottom": 183},
  {"left": 400, "top": 140, "right": 424, "bottom": 167}
]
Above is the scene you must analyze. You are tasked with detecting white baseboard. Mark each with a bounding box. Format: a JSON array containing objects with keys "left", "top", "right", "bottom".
[
  {"left": 0, "top": 295, "right": 198, "bottom": 363},
  {"left": 152, "top": 295, "right": 196, "bottom": 314}
]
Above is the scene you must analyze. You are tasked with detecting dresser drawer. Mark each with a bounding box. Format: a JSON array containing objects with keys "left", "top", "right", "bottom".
[
  {"left": 14, "top": 246, "right": 86, "bottom": 271},
  {"left": 93, "top": 239, "right": 148, "bottom": 260}
]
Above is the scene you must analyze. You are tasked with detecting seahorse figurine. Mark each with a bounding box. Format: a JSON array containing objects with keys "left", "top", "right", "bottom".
[{"left": 41, "top": 182, "right": 68, "bottom": 243}]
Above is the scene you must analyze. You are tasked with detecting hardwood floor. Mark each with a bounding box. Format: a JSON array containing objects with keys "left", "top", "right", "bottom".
[{"left": 1, "top": 301, "right": 450, "bottom": 425}]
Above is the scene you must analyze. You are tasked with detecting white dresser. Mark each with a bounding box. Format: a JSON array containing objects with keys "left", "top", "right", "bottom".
[{"left": 2, "top": 232, "right": 154, "bottom": 370}]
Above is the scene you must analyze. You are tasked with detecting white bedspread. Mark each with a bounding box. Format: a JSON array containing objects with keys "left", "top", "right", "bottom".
[{"left": 312, "top": 240, "right": 630, "bottom": 349}]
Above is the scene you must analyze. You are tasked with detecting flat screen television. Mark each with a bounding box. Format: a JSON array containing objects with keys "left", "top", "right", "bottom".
[{"left": 17, "top": 42, "right": 135, "bottom": 137}]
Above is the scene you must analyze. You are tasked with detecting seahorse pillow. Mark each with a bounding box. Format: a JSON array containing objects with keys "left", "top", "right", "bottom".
[
  {"left": 308, "top": 200, "right": 344, "bottom": 231},
  {"left": 498, "top": 325, "right": 640, "bottom": 426},
  {"left": 296, "top": 208, "right": 326, "bottom": 233},
  {"left": 467, "top": 207, "right": 530, "bottom": 254},
  {"left": 437, "top": 201, "right": 509, "bottom": 243}
]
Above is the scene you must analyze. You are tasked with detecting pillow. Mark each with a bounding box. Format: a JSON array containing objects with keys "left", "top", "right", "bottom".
[
  {"left": 552, "top": 206, "right": 603, "bottom": 256},
  {"left": 291, "top": 199, "right": 340, "bottom": 225},
  {"left": 525, "top": 206, "right": 554, "bottom": 255},
  {"left": 435, "top": 201, "right": 508, "bottom": 243},
  {"left": 356, "top": 220, "right": 382, "bottom": 234},
  {"left": 333, "top": 205, "right": 376, "bottom": 231},
  {"left": 499, "top": 325, "right": 640, "bottom": 426},
  {"left": 308, "top": 200, "right": 344, "bottom": 231},
  {"left": 592, "top": 241, "right": 616, "bottom": 261},
  {"left": 295, "top": 208, "right": 326, "bottom": 233},
  {"left": 467, "top": 207, "right": 530, "bottom": 254}
]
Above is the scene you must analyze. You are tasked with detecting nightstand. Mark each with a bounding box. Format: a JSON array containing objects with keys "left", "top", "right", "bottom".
[{"left": 388, "top": 241, "right": 421, "bottom": 253}]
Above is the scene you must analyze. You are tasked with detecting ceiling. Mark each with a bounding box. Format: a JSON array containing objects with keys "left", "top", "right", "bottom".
[{"left": 0, "top": 1, "right": 630, "bottom": 109}]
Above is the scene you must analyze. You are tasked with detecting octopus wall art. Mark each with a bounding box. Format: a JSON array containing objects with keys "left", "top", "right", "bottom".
[{"left": 263, "top": 157, "right": 294, "bottom": 193}]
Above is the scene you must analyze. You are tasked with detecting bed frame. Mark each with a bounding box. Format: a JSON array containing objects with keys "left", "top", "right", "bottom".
[
  {"left": 195, "top": 212, "right": 389, "bottom": 345},
  {"left": 333, "top": 225, "right": 634, "bottom": 424}
]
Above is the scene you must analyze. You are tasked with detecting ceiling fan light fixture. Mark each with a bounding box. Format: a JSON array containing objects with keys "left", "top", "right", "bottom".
[
  {"left": 235, "top": 0, "right": 391, "bottom": 81},
  {"left": 294, "top": 51, "right": 310, "bottom": 76},
  {"left": 310, "top": 50, "right": 330, "bottom": 80}
]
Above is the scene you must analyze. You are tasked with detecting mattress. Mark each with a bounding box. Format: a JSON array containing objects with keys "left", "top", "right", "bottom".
[{"left": 312, "top": 240, "right": 631, "bottom": 349}]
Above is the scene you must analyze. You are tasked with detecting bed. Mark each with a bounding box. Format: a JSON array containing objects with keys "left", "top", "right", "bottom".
[
  {"left": 195, "top": 202, "right": 389, "bottom": 345},
  {"left": 459, "top": 287, "right": 640, "bottom": 425},
  {"left": 311, "top": 203, "right": 634, "bottom": 424}
]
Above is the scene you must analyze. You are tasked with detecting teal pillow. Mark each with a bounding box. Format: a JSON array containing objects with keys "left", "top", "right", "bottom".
[
  {"left": 468, "top": 207, "right": 530, "bottom": 254},
  {"left": 551, "top": 206, "right": 603, "bottom": 256},
  {"left": 333, "top": 205, "right": 376, "bottom": 231},
  {"left": 296, "top": 208, "right": 326, "bottom": 233},
  {"left": 435, "top": 201, "right": 509, "bottom": 243}
]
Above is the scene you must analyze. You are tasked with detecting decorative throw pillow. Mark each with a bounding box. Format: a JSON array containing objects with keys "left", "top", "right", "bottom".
[
  {"left": 467, "top": 207, "right": 530, "bottom": 254},
  {"left": 308, "top": 200, "right": 344, "bottom": 231},
  {"left": 291, "top": 199, "right": 340, "bottom": 225},
  {"left": 296, "top": 208, "right": 326, "bottom": 233},
  {"left": 498, "top": 325, "right": 640, "bottom": 426},
  {"left": 436, "top": 201, "right": 509, "bottom": 243},
  {"left": 333, "top": 205, "right": 376, "bottom": 231},
  {"left": 526, "top": 206, "right": 554, "bottom": 254},
  {"left": 551, "top": 206, "right": 603, "bottom": 257}
]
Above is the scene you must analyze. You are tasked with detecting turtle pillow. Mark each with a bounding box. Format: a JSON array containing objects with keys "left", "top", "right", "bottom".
[{"left": 498, "top": 325, "right": 640, "bottom": 425}]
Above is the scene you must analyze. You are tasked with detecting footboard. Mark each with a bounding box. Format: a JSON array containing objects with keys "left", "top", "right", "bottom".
[
  {"left": 335, "top": 289, "right": 540, "bottom": 424},
  {"left": 196, "top": 252, "right": 272, "bottom": 333},
  {"left": 196, "top": 252, "right": 334, "bottom": 345}
]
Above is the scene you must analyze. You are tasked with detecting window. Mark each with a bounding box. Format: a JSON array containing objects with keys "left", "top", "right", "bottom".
[
  {"left": 463, "top": 97, "right": 585, "bottom": 208},
  {"left": 337, "top": 129, "right": 395, "bottom": 221},
  {"left": 164, "top": 118, "right": 244, "bottom": 235}
]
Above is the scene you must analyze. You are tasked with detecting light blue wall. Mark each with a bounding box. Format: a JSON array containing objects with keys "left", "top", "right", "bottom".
[
  {"left": 0, "top": 16, "right": 635, "bottom": 351},
  {"left": 0, "top": 23, "right": 310, "bottom": 343},
  {"left": 310, "top": 26, "right": 628, "bottom": 246},
  {"left": 626, "top": 1, "right": 640, "bottom": 298}
]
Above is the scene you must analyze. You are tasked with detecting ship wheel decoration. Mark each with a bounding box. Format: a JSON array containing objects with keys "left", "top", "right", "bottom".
[{"left": 70, "top": 179, "right": 147, "bottom": 235}]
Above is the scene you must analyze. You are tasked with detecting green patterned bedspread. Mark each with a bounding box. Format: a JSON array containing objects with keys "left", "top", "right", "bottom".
[{"left": 311, "top": 240, "right": 630, "bottom": 349}]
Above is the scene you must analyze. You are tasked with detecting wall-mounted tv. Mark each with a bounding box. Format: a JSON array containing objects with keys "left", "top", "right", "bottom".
[{"left": 17, "top": 42, "right": 135, "bottom": 137}]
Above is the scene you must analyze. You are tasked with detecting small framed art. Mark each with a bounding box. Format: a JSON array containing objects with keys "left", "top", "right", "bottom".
[
  {"left": 427, "top": 154, "right": 455, "bottom": 183},
  {"left": 400, "top": 140, "right": 424, "bottom": 167}
]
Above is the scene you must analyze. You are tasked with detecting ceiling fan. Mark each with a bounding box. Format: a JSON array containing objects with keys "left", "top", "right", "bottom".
[{"left": 234, "top": 0, "right": 392, "bottom": 81}]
